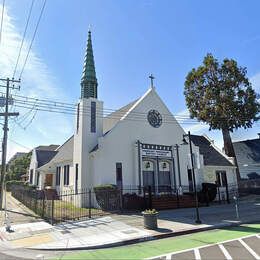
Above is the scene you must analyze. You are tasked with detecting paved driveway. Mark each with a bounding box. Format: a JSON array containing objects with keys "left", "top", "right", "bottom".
[{"left": 149, "top": 234, "right": 260, "bottom": 260}]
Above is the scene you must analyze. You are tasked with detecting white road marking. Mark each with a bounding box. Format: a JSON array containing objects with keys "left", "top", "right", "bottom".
[
  {"left": 146, "top": 234, "right": 260, "bottom": 260},
  {"left": 239, "top": 239, "right": 260, "bottom": 259},
  {"left": 194, "top": 248, "right": 201, "bottom": 260},
  {"left": 218, "top": 244, "right": 232, "bottom": 260}
]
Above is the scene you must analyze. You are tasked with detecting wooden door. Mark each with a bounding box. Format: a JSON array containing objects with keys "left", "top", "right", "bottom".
[{"left": 45, "top": 174, "right": 53, "bottom": 186}]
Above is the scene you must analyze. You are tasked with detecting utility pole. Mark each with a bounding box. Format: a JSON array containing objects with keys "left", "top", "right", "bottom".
[{"left": 0, "top": 77, "right": 20, "bottom": 209}]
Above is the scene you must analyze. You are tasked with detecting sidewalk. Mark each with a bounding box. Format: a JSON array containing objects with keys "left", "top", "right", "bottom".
[
  {"left": 0, "top": 196, "right": 259, "bottom": 250},
  {"left": 0, "top": 192, "right": 41, "bottom": 227}
]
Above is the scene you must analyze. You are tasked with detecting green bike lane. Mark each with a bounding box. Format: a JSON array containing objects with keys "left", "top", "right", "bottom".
[{"left": 58, "top": 224, "right": 260, "bottom": 260}]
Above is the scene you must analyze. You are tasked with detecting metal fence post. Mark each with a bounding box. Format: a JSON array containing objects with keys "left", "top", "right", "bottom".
[
  {"left": 88, "top": 189, "right": 92, "bottom": 218},
  {"left": 42, "top": 194, "right": 45, "bottom": 218},
  {"left": 51, "top": 194, "right": 54, "bottom": 225},
  {"left": 217, "top": 186, "right": 221, "bottom": 204},
  {"left": 119, "top": 189, "right": 123, "bottom": 211},
  {"left": 176, "top": 189, "right": 180, "bottom": 208},
  {"left": 226, "top": 183, "right": 230, "bottom": 204},
  {"left": 148, "top": 186, "right": 152, "bottom": 209},
  {"left": 34, "top": 191, "right": 37, "bottom": 213}
]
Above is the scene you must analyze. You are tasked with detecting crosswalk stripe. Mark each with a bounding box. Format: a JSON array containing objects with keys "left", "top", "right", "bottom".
[
  {"left": 194, "top": 248, "right": 201, "bottom": 260},
  {"left": 239, "top": 239, "right": 260, "bottom": 259},
  {"left": 218, "top": 244, "right": 232, "bottom": 260}
]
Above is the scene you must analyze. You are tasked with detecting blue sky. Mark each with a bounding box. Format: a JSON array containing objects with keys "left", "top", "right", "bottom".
[{"left": 0, "top": 0, "right": 260, "bottom": 159}]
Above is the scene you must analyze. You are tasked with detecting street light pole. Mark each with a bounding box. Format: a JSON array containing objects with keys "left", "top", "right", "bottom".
[{"left": 183, "top": 131, "right": 201, "bottom": 224}]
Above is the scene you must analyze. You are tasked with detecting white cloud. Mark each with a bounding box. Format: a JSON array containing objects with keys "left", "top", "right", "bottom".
[
  {"left": 0, "top": 6, "right": 73, "bottom": 160},
  {"left": 176, "top": 108, "right": 190, "bottom": 117},
  {"left": 250, "top": 73, "right": 260, "bottom": 92}
]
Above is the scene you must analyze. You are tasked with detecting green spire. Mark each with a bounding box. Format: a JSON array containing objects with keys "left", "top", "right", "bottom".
[{"left": 81, "top": 30, "right": 98, "bottom": 99}]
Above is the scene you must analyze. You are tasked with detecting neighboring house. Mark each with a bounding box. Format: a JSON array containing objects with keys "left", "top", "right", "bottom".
[
  {"left": 233, "top": 135, "right": 260, "bottom": 179},
  {"left": 37, "top": 137, "right": 74, "bottom": 190},
  {"left": 191, "top": 135, "right": 237, "bottom": 199},
  {"left": 28, "top": 145, "right": 59, "bottom": 187},
  {"left": 34, "top": 30, "right": 237, "bottom": 207}
]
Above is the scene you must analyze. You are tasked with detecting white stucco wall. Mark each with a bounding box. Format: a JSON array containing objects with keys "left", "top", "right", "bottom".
[
  {"left": 28, "top": 149, "right": 38, "bottom": 186},
  {"left": 203, "top": 166, "right": 237, "bottom": 185},
  {"left": 89, "top": 88, "right": 203, "bottom": 189},
  {"left": 73, "top": 98, "right": 104, "bottom": 191}
]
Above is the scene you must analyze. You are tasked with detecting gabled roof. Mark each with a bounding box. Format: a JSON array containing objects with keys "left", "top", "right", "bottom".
[
  {"left": 37, "top": 136, "right": 74, "bottom": 172},
  {"left": 35, "top": 144, "right": 59, "bottom": 151},
  {"left": 103, "top": 99, "right": 139, "bottom": 134},
  {"left": 190, "top": 135, "right": 233, "bottom": 167},
  {"left": 233, "top": 138, "right": 260, "bottom": 164},
  {"left": 36, "top": 150, "right": 58, "bottom": 167}
]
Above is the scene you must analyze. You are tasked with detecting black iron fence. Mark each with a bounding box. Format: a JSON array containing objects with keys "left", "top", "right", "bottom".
[
  {"left": 238, "top": 179, "right": 260, "bottom": 196},
  {"left": 10, "top": 183, "right": 240, "bottom": 225}
]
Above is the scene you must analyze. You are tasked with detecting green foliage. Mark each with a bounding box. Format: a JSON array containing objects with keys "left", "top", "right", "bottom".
[
  {"left": 93, "top": 184, "right": 118, "bottom": 192},
  {"left": 6, "top": 152, "right": 32, "bottom": 182},
  {"left": 5, "top": 180, "right": 24, "bottom": 191},
  {"left": 142, "top": 209, "right": 158, "bottom": 214},
  {"left": 184, "top": 54, "right": 260, "bottom": 132}
]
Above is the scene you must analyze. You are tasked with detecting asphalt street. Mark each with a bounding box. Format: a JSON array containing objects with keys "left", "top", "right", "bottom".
[{"left": 150, "top": 234, "right": 260, "bottom": 260}]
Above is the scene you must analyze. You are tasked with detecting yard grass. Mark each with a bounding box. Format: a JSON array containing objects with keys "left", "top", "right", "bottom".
[
  {"left": 46, "top": 200, "right": 107, "bottom": 221},
  {"left": 58, "top": 224, "right": 260, "bottom": 260}
]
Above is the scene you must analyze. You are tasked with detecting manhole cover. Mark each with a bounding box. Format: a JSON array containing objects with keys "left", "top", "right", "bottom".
[{"left": 121, "top": 229, "right": 138, "bottom": 234}]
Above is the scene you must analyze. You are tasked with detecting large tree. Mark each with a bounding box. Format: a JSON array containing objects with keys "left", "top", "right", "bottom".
[
  {"left": 6, "top": 153, "right": 31, "bottom": 182},
  {"left": 184, "top": 54, "right": 260, "bottom": 180}
]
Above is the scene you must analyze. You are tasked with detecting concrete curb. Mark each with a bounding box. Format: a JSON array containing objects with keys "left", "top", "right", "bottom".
[{"left": 27, "top": 220, "right": 258, "bottom": 251}]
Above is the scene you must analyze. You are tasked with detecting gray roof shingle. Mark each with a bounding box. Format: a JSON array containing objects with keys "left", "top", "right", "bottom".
[
  {"left": 233, "top": 138, "right": 260, "bottom": 164},
  {"left": 36, "top": 150, "right": 58, "bottom": 167},
  {"left": 190, "top": 135, "right": 233, "bottom": 167},
  {"left": 35, "top": 144, "right": 59, "bottom": 151}
]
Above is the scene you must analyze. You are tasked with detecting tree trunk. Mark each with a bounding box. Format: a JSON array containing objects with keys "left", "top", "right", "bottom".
[{"left": 222, "top": 128, "right": 241, "bottom": 182}]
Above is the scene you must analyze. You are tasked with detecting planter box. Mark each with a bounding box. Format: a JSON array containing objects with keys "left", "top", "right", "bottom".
[{"left": 142, "top": 212, "right": 158, "bottom": 230}]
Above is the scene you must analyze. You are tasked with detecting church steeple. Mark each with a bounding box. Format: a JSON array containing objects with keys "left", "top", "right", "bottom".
[{"left": 81, "top": 30, "right": 98, "bottom": 99}]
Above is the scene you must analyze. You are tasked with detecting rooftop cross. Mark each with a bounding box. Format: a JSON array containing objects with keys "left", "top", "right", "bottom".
[{"left": 149, "top": 74, "right": 155, "bottom": 88}]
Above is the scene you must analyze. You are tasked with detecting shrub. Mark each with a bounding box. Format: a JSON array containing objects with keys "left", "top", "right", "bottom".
[
  {"left": 198, "top": 183, "right": 217, "bottom": 203},
  {"left": 6, "top": 180, "right": 24, "bottom": 191},
  {"left": 93, "top": 184, "right": 118, "bottom": 192},
  {"left": 94, "top": 184, "right": 119, "bottom": 211}
]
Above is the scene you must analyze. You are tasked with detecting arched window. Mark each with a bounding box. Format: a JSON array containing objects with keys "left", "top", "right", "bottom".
[
  {"left": 158, "top": 161, "right": 171, "bottom": 192},
  {"left": 142, "top": 160, "right": 155, "bottom": 191}
]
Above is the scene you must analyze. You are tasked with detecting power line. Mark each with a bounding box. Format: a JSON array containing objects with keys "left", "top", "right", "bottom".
[
  {"left": 14, "top": 103, "right": 205, "bottom": 126},
  {"left": 12, "top": 98, "right": 260, "bottom": 125},
  {"left": 19, "top": 0, "right": 47, "bottom": 80},
  {"left": 4, "top": 92, "right": 259, "bottom": 123},
  {"left": 7, "top": 92, "right": 260, "bottom": 122},
  {"left": 13, "top": 0, "right": 35, "bottom": 79},
  {"left": 0, "top": 91, "right": 196, "bottom": 119},
  {"left": 8, "top": 138, "right": 31, "bottom": 151},
  {"left": 0, "top": 0, "right": 5, "bottom": 46}
]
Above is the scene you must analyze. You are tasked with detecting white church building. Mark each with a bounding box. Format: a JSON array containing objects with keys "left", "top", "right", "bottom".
[{"left": 31, "top": 31, "right": 237, "bottom": 198}]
